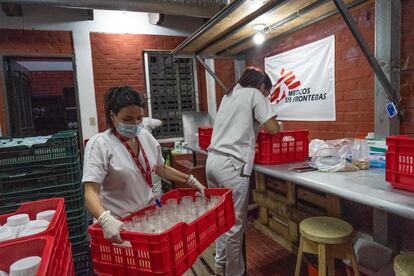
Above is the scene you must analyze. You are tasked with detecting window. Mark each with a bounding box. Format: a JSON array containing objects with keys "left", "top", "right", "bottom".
[{"left": 144, "top": 51, "right": 197, "bottom": 139}]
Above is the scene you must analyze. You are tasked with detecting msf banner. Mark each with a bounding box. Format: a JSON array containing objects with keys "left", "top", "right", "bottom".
[{"left": 265, "top": 35, "right": 336, "bottom": 121}]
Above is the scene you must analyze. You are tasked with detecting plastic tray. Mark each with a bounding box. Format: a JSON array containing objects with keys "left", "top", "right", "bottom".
[
  {"left": 0, "top": 161, "right": 81, "bottom": 195},
  {"left": 89, "top": 188, "right": 235, "bottom": 276},
  {"left": 386, "top": 135, "right": 414, "bottom": 192},
  {"left": 0, "top": 198, "right": 71, "bottom": 273},
  {"left": 255, "top": 130, "right": 309, "bottom": 164},
  {"left": 0, "top": 237, "right": 55, "bottom": 276},
  {"left": 0, "top": 185, "right": 84, "bottom": 215},
  {"left": 0, "top": 130, "right": 79, "bottom": 170},
  {"left": 198, "top": 128, "right": 213, "bottom": 151}
]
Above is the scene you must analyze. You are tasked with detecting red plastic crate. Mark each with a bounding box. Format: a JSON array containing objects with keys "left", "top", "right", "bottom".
[
  {"left": 0, "top": 198, "right": 66, "bottom": 244},
  {"left": 0, "top": 198, "right": 70, "bottom": 275},
  {"left": 386, "top": 135, "right": 414, "bottom": 192},
  {"left": 61, "top": 242, "right": 75, "bottom": 276},
  {"left": 255, "top": 130, "right": 309, "bottom": 164},
  {"left": 0, "top": 237, "right": 54, "bottom": 276},
  {"left": 198, "top": 128, "right": 213, "bottom": 151},
  {"left": 89, "top": 188, "right": 235, "bottom": 276}
]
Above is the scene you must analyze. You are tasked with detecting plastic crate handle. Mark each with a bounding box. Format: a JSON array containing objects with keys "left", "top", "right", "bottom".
[
  {"left": 282, "top": 135, "right": 295, "bottom": 142},
  {"left": 8, "top": 172, "right": 27, "bottom": 178},
  {"left": 2, "top": 167, "right": 51, "bottom": 179}
]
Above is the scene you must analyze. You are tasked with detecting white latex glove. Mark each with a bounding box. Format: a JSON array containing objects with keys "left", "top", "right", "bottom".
[
  {"left": 97, "top": 210, "right": 126, "bottom": 243},
  {"left": 187, "top": 175, "right": 205, "bottom": 196}
]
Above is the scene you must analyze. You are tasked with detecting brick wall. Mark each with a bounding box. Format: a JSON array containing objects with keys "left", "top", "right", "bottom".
[
  {"left": 30, "top": 71, "right": 74, "bottom": 97},
  {"left": 90, "top": 33, "right": 186, "bottom": 131},
  {"left": 400, "top": 0, "right": 414, "bottom": 135},
  {"left": 0, "top": 29, "right": 73, "bottom": 136},
  {"left": 197, "top": 65, "right": 208, "bottom": 112},
  {"left": 214, "top": 59, "right": 235, "bottom": 108},
  {"left": 247, "top": 2, "right": 375, "bottom": 140}
]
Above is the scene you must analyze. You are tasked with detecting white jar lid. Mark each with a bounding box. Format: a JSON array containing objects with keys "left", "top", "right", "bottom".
[
  {"left": 25, "top": 220, "right": 49, "bottom": 230},
  {"left": 0, "top": 270, "right": 9, "bottom": 276},
  {"left": 35, "top": 210, "right": 55, "bottom": 222},
  {"left": 0, "top": 227, "right": 15, "bottom": 242},
  {"left": 10, "top": 256, "right": 41, "bottom": 276},
  {"left": 7, "top": 214, "right": 29, "bottom": 227},
  {"left": 18, "top": 227, "right": 47, "bottom": 238}
]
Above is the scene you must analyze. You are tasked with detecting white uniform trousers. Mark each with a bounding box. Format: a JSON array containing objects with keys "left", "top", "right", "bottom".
[{"left": 206, "top": 151, "right": 250, "bottom": 276}]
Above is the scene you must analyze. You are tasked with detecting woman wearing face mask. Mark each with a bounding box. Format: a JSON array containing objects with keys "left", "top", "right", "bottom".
[
  {"left": 206, "top": 67, "right": 282, "bottom": 276},
  {"left": 83, "top": 86, "right": 205, "bottom": 243}
]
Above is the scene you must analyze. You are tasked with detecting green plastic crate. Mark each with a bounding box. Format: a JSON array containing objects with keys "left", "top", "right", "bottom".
[
  {"left": 72, "top": 240, "right": 91, "bottom": 276},
  {"left": 0, "top": 161, "right": 81, "bottom": 194},
  {"left": 0, "top": 185, "right": 84, "bottom": 215},
  {"left": 68, "top": 212, "right": 88, "bottom": 242},
  {"left": 0, "top": 130, "right": 79, "bottom": 169},
  {"left": 73, "top": 251, "right": 90, "bottom": 275}
]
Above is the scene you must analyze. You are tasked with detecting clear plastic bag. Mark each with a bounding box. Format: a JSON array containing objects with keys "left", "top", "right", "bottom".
[{"left": 309, "top": 139, "right": 359, "bottom": 172}]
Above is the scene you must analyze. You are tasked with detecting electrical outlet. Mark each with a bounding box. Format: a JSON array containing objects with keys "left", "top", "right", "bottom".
[{"left": 89, "top": 117, "right": 96, "bottom": 126}]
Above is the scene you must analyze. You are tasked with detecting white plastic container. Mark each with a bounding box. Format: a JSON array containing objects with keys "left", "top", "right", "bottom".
[
  {"left": 18, "top": 227, "right": 47, "bottom": 238},
  {"left": 351, "top": 139, "right": 370, "bottom": 170},
  {"left": 24, "top": 220, "right": 49, "bottom": 231},
  {"left": 0, "top": 227, "right": 15, "bottom": 242},
  {"left": 35, "top": 210, "right": 55, "bottom": 222},
  {"left": 0, "top": 270, "right": 9, "bottom": 276},
  {"left": 5, "top": 214, "right": 29, "bottom": 238},
  {"left": 9, "top": 256, "right": 41, "bottom": 276}
]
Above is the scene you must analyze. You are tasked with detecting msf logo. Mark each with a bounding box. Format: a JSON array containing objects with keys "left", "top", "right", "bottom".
[{"left": 269, "top": 67, "right": 301, "bottom": 104}]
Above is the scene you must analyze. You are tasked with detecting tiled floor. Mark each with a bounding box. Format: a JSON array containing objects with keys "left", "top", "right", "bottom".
[{"left": 245, "top": 223, "right": 306, "bottom": 276}]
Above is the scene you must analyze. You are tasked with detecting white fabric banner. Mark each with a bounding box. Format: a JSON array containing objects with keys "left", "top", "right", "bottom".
[{"left": 265, "top": 35, "right": 336, "bottom": 121}]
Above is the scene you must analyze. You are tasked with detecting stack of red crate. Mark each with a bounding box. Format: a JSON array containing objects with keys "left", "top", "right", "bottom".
[
  {"left": 386, "top": 135, "right": 414, "bottom": 192},
  {"left": 0, "top": 198, "right": 74, "bottom": 276}
]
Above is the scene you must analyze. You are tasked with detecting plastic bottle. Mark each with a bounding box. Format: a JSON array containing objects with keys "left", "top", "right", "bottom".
[
  {"left": 5, "top": 214, "right": 29, "bottom": 238},
  {"left": 9, "top": 256, "right": 41, "bottom": 276},
  {"left": 19, "top": 227, "right": 47, "bottom": 238},
  {"left": 0, "top": 227, "right": 15, "bottom": 242},
  {"left": 22, "top": 220, "right": 49, "bottom": 235},
  {"left": 352, "top": 139, "right": 369, "bottom": 170},
  {"left": 36, "top": 210, "right": 55, "bottom": 222}
]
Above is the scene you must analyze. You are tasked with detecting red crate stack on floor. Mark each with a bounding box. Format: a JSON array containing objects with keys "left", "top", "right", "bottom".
[{"left": 0, "top": 198, "right": 74, "bottom": 276}]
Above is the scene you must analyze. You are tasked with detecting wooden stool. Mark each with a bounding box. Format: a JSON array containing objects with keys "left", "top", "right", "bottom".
[
  {"left": 294, "top": 216, "right": 360, "bottom": 276},
  {"left": 394, "top": 252, "right": 414, "bottom": 276}
]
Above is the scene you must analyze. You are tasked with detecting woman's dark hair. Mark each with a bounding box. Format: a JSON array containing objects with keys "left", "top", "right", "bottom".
[
  {"left": 104, "top": 86, "right": 145, "bottom": 128},
  {"left": 237, "top": 67, "right": 272, "bottom": 91}
]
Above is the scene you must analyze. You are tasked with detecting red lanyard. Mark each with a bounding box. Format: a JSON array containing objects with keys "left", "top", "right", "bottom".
[{"left": 114, "top": 131, "right": 153, "bottom": 188}]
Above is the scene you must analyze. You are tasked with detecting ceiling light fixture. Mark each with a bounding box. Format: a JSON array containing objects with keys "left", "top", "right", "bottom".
[
  {"left": 252, "top": 23, "right": 266, "bottom": 31},
  {"left": 253, "top": 32, "right": 265, "bottom": 45}
]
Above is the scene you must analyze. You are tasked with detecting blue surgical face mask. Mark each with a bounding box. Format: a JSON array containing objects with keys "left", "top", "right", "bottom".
[{"left": 116, "top": 122, "right": 143, "bottom": 138}]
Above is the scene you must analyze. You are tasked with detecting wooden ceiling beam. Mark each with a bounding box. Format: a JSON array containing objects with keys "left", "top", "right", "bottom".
[
  {"left": 201, "top": 0, "right": 319, "bottom": 56},
  {"left": 224, "top": 0, "right": 366, "bottom": 55},
  {"left": 174, "top": 0, "right": 274, "bottom": 54}
]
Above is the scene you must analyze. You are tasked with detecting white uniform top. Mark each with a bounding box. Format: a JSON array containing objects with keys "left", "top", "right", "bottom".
[
  {"left": 82, "top": 128, "right": 164, "bottom": 219},
  {"left": 142, "top": 117, "right": 162, "bottom": 133},
  {"left": 208, "top": 84, "right": 277, "bottom": 176}
]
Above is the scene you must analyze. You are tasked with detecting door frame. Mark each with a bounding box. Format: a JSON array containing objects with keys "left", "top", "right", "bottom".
[{"left": 0, "top": 53, "right": 83, "bottom": 143}]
